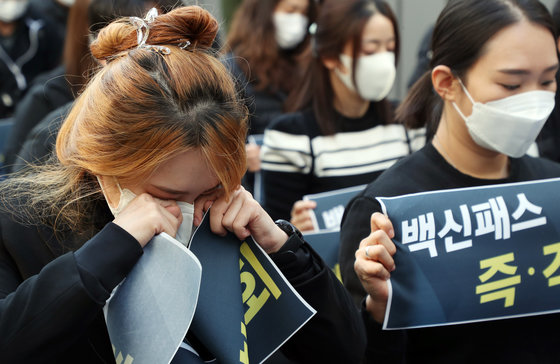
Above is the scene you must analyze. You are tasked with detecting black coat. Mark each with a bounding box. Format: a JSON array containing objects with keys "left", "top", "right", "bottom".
[
  {"left": 0, "top": 197, "right": 366, "bottom": 363},
  {"left": 0, "top": 12, "right": 63, "bottom": 118}
]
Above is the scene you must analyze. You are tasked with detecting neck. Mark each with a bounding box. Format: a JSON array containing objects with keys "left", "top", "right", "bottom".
[
  {"left": 329, "top": 70, "right": 369, "bottom": 118},
  {"left": 433, "top": 107, "right": 510, "bottom": 180}
]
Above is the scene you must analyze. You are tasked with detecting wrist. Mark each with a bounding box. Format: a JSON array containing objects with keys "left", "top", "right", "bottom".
[
  {"left": 267, "top": 219, "right": 302, "bottom": 254},
  {"left": 366, "top": 294, "right": 386, "bottom": 324}
]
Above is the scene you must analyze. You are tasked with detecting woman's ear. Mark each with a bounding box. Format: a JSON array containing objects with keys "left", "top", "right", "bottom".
[
  {"left": 432, "top": 65, "right": 460, "bottom": 102},
  {"left": 322, "top": 56, "right": 344, "bottom": 73}
]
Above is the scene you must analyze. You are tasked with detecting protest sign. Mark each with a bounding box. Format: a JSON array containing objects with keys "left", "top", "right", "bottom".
[
  {"left": 378, "top": 178, "right": 560, "bottom": 329},
  {"left": 105, "top": 233, "right": 202, "bottom": 364},
  {"left": 189, "top": 214, "right": 316, "bottom": 364},
  {"left": 303, "top": 230, "right": 341, "bottom": 280},
  {"left": 304, "top": 185, "right": 366, "bottom": 231}
]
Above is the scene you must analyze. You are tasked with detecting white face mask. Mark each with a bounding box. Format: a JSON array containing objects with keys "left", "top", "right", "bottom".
[
  {"left": 98, "top": 177, "right": 195, "bottom": 246},
  {"left": 334, "top": 52, "right": 396, "bottom": 101},
  {"left": 0, "top": 0, "right": 29, "bottom": 23},
  {"left": 273, "top": 12, "right": 308, "bottom": 50},
  {"left": 452, "top": 79, "right": 555, "bottom": 158},
  {"left": 174, "top": 201, "right": 194, "bottom": 247},
  {"left": 56, "top": 0, "right": 75, "bottom": 7}
]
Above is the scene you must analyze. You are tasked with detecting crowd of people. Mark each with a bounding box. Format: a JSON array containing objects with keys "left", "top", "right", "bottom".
[{"left": 0, "top": 0, "right": 560, "bottom": 362}]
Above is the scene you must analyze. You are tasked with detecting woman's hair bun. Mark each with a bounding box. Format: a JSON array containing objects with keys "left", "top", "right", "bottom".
[{"left": 90, "top": 5, "right": 218, "bottom": 61}]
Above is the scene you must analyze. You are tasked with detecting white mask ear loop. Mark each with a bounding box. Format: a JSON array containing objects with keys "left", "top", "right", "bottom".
[
  {"left": 96, "top": 176, "right": 124, "bottom": 210},
  {"left": 113, "top": 176, "right": 124, "bottom": 195},
  {"left": 452, "top": 78, "right": 475, "bottom": 120}
]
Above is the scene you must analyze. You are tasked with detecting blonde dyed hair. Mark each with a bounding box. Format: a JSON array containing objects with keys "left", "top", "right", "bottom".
[{"left": 1, "top": 6, "right": 248, "bottom": 233}]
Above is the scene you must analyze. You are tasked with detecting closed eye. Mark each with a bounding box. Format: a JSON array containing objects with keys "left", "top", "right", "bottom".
[{"left": 500, "top": 83, "right": 520, "bottom": 91}]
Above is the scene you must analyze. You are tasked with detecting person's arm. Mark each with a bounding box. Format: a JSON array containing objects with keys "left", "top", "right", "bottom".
[
  {"left": 339, "top": 195, "right": 380, "bottom": 305},
  {"left": 0, "top": 222, "right": 142, "bottom": 363},
  {"left": 0, "top": 191, "right": 183, "bottom": 362},
  {"left": 340, "top": 196, "right": 407, "bottom": 364},
  {"left": 270, "top": 232, "right": 367, "bottom": 364}
]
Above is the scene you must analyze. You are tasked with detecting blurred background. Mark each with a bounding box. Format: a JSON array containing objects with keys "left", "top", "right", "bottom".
[{"left": 198, "top": 0, "right": 558, "bottom": 102}]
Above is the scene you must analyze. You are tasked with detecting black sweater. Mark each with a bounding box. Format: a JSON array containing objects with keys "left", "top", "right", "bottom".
[
  {"left": 339, "top": 143, "right": 560, "bottom": 363},
  {"left": 261, "top": 106, "right": 425, "bottom": 221},
  {"left": 0, "top": 197, "right": 366, "bottom": 363}
]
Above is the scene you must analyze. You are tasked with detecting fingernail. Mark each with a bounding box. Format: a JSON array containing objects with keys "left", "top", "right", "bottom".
[{"left": 389, "top": 229, "right": 394, "bottom": 238}]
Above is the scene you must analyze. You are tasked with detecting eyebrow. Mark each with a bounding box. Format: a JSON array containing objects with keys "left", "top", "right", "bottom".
[
  {"left": 363, "top": 37, "right": 395, "bottom": 44},
  {"left": 498, "top": 64, "right": 559, "bottom": 75},
  {"left": 152, "top": 183, "right": 221, "bottom": 195},
  {"left": 152, "top": 185, "right": 189, "bottom": 195}
]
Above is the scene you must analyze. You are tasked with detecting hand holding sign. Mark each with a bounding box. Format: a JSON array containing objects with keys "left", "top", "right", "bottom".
[
  {"left": 193, "top": 185, "right": 288, "bottom": 254},
  {"left": 354, "top": 212, "right": 396, "bottom": 323},
  {"left": 290, "top": 200, "right": 317, "bottom": 232}
]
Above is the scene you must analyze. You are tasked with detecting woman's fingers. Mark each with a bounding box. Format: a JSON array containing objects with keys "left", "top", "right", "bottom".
[
  {"left": 193, "top": 188, "right": 224, "bottom": 226},
  {"left": 113, "top": 194, "right": 182, "bottom": 247},
  {"left": 290, "top": 200, "right": 317, "bottom": 232},
  {"left": 370, "top": 212, "right": 395, "bottom": 238}
]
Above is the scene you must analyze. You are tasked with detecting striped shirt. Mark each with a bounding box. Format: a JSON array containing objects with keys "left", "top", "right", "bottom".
[{"left": 261, "top": 106, "right": 425, "bottom": 220}]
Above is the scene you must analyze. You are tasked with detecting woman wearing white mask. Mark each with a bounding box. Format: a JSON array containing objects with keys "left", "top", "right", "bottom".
[
  {"left": 0, "top": 6, "right": 365, "bottom": 363},
  {"left": 260, "top": 0, "right": 425, "bottom": 228},
  {"left": 223, "top": 0, "right": 317, "bottom": 199},
  {"left": 224, "top": 0, "right": 315, "bottom": 135},
  {"left": 341, "top": 0, "right": 560, "bottom": 362}
]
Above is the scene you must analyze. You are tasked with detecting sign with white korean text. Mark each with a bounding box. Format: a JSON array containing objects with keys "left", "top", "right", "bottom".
[
  {"left": 304, "top": 185, "right": 366, "bottom": 231},
  {"left": 378, "top": 178, "right": 560, "bottom": 330}
]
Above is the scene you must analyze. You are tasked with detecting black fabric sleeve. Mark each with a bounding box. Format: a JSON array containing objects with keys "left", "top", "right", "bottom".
[
  {"left": 360, "top": 298, "right": 407, "bottom": 363},
  {"left": 74, "top": 222, "right": 143, "bottom": 302},
  {"left": 339, "top": 195, "right": 382, "bottom": 306},
  {"left": 340, "top": 195, "right": 408, "bottom": 363},
  {"left": 270, "top": 234, "right": 367, "bottom": 363},
  {"left": 0, "top": 222, "right": 142, "bottom": 362}
]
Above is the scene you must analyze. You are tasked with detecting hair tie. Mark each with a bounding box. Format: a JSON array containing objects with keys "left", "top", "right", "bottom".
[
  {"left": 129, "top": 8, "right": 171, "bottom": 55},
  {"left": 178, "top": 40, "right": 191, "bottom": 50}
]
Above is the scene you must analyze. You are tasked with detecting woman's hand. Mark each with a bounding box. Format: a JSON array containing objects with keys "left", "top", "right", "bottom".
[
  {"left": 290, "top": 200, "right": 317, "bottom": 232},
  {"left": 246, "top": 143, "right": 261, "bottom": 173},
  {"left": 112, "top": 193, "right": 182, "bottom": 247},
  {"left": 354, "top": 212, "right": 397, "bottom": 323},
  {"left": 194, "top": 186, "right": 288, "bottom": 253}
]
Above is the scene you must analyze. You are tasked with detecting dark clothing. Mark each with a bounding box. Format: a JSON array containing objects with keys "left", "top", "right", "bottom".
[
  {"left": 222, "top": 53, "right": 288, "bottom": 136},
  {"left": 0, "top": 13, "right": 63, "bottom": 118},
  {"left": 3, "top": 66, "right": 72, "bottom": 170},
  {"left": 12, "top": 101, "right": 71, "bottom": 172},
  {"left": 261, "top": 106, "right": 425, "bottom": 221},
  {"left": 29, "top": 0, "right": 69, "bottom": 44},
  {"left": 0, "top": 195, "right": 366, "bottom": 363},
  {"left": 536, "top": 71, "right": 560, "bottom": 163},
  {"left": 222, "top": 53, "right": 290, "bottom": 197},
  {"left": 339, "top": 142, "right": 560, "bottom": 363}
]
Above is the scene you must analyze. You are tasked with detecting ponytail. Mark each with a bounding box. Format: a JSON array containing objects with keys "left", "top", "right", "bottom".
[{"left": 395, "top": 70, "right": 441, "bottom": 138}]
